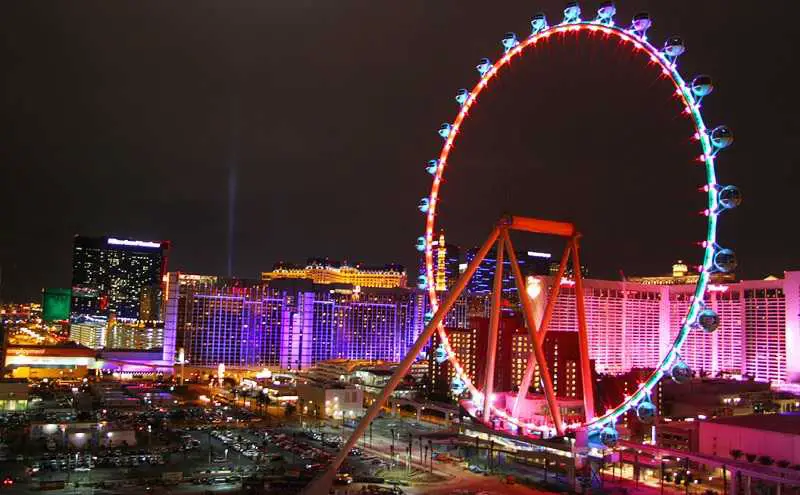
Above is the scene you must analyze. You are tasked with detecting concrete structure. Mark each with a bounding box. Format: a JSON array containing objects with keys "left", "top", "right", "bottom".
[
  {"left": 4, "top": 344, "right": 96, "bottom": 379},
  {"left": 0, "top": 379, "right": 28, "bottom": 412},
  {"left": 296, "top": 382, "right": 363, "bottom": 420},
  {"left": 699, "top": 414, "right": 800, "bottom": 464},
  {"left": 656, "top": 420, "right": 699, "bottom": 452},
  {"left": 661, "top": 378, "right": 775, "bottom": 419},
  {"left": 30, "top": 421, "right": 136, "bottom": 449}
]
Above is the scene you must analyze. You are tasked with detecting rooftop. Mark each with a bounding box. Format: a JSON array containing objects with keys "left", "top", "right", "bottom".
[{"left": 706, "top": 413, "right": 800, "bottom": 435}]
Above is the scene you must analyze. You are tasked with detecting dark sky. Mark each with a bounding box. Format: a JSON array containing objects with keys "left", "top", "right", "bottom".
[{"left": 1, "top": 1, "right": 799, "bottom": 302}]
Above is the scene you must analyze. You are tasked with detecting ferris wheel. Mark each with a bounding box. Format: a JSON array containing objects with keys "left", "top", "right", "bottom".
[
  {"left": 310, "top": 3, "right": 741, "bottom": 490},
  {"left": 416, "top": 2, "right": 741, "bottom": 442}
]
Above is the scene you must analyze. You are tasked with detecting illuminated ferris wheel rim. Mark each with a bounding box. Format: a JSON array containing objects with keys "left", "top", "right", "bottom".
[{"left": 419, "top": 7, "right": 739, "bottom": 434}]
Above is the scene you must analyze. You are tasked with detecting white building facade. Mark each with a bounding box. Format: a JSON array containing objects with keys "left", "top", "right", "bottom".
[{"left": 537, "top": 272, "right": 800, "bottom": 384}]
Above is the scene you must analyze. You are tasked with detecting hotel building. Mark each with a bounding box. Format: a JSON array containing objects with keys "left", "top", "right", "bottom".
[
  {"left": 165, "top": 276, "right": 426, "bottom": 371},
  {"left": 71, "top": 236, "right": 169, "bottom": 320},
  {"left": 426, "top": 269, "right": 800, "bottom": 400},
  {"left": 538, "top": 271, "right": 800, "bottom": 385},
  {"left": 261, "top": 260, "right": 406, "bottom": 289}
]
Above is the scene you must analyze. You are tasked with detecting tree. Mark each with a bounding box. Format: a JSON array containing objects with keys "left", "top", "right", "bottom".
[
  {"left": 776, "top": 460, "right": 791, "bottom": 469},
  {"left": 730, "top": 449, "right": 743, "bottom": 460},
  {"left": 745, "top": 453, "right": 757, "bottom": 463},
  {"left": 757, "top": 456, "right": 774, "bottom": 466}
]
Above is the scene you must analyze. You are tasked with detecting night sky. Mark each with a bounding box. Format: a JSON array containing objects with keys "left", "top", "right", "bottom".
[{"left": 1, "top": 1, "right": 798, "bottom": 302}]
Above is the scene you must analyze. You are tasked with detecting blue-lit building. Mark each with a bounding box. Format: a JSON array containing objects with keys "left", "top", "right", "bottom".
[{"left": 464, "top": 247, "right": 551, "bottom": 296}]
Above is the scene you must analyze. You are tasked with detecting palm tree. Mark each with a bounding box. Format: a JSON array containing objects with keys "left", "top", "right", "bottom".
[
  {"left": 757, "top": 456, "right": 774, "bottom": 466},
  {"left": 745, "top": 453, "right": 757, "bottom": 463},
  {"left": 730, "top": 449, "right": 743, "bottom": 461}
]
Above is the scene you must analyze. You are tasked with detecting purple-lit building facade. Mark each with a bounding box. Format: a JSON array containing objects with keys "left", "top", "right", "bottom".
[{"left": 164, "top": 275, "right": 427, "bottom": 371}]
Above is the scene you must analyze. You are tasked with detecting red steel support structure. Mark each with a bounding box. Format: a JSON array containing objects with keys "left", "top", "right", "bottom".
[
  {"left": 303, "top": 225, "right": 500, "bottom": 494},
  {"left": 503, "top": 231, "right": 563, "bottom": 432},
  {"left": 570, "top": 235, "right": 596, "bottom": 420},
  {"left": 512, "top": 243, "right": 572, "bottom": 417},
  {"left": 306, "top": 216, "right": 593, "bottom": 494},
  {"left": 481, "top": 240, "right": 504, "bottom": 421}
]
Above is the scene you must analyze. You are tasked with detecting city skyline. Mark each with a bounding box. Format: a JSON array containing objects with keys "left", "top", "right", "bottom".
[
  {"left": 0, "top": 4, "right": 798, "bottom": 495},
  {"left": 1, "top": 2, "right": 799, "bottom": 302}
]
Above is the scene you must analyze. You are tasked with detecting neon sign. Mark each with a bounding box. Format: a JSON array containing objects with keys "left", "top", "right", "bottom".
[
  {"left": 527, "top": 251, "right": 552, "bottom": 259},
  {"left": 107, "top": 238, "right": 161, "bottom": 248}
]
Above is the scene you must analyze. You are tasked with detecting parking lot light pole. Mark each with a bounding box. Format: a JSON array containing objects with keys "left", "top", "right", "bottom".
[{"left": 428, "top": 439, "right": 433, "bottom": 473}]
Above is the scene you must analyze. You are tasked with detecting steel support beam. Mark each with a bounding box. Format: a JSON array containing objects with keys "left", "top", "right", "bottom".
[
  {"left": 513, "top": 242, "right": 571, "bottom": 419},
  {"left": 482, "top": 232, "right": 505, "bottom": 421},
  {"left": 537, "top": 243, "right": 572, "bottom": 347},
  {"left": 510, "top": 216, "right": 575, "bottom": 237},
  {"left": 504, "top": 231, "right": 565, "bottom": 434},
  {"left": 570, "top": 236, "right": 596, "bottom": 421}
]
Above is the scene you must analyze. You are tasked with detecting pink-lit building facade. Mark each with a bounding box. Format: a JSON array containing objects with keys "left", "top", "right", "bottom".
[{"left": 537, "top": 271, "right": 800, "bottom": 385}]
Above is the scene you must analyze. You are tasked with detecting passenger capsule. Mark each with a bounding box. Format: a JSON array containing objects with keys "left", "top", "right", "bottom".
[
  {"left": 664, "top": 36, "right": 686, "bottom": 59},
  {"left": 438, "top": 123, "right": 452, "bottom": 139},
  {"left": 697, "top": 308, "right": 720, "bottom": 333},
  {"left": 710, "top": 126, "right": 734, "bottom": 149},
  {"left": 531, "top": 13, "right": 548, "bottom": 34},
  {"left": 426, "top": 160, "right": 439, "bottom": 175},
  {"left": 600, "top": 426, "right": 619, "bottom": 447},
  {"left": 718, "top": 185, "right": 742, "bottom": 210},
  {"left": 636, "top": 401, "right": 657, "bottom": 424},
  {"left": 563, "top": 2, "right": 582, "bottom": 23},
  {"left": 502, "top": 32, "right": 519, "bottom": 52},
  {"left": 417, "top": 275, "right": 428, "bottom": 290},
  {"left": 713, "top": 248, "right": 737, "bottom": 273},
  {"left": 455, "top": 89, "right": 469, "bottom": 106},
  {"left": 691, "top": 75, "right": 714, "bottom": 98},
  {"left": 597, "top": 2, "right": 616, "bottom": 24},
  {"left": 416, "top": 237, "right": 426, "bottom": 252},
  {"left": 418, "top": 198, "right": 430, "bottom": 213},
  {"left": 476, "top": 58, "right": 492, "bottom": 76},
  {"left": 434, "top": 344, "right": 448, "bottom": 364},
  {"left": 670, "top": 360, "right": 693, "bottom": 384},
  {"left": 451, "top": 376, "right": 466, "bottom": 395},
  {"left": 631, "top": 12, "right": 652, "bottom": 34}
]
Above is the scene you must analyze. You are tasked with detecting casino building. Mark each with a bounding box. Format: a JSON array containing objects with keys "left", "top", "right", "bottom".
[
  {"left": 261, "top": 259, "right": 406, "bottom": 289},
  {"left": 426, "top": 270, "right": 800, "bottom": 398},
  {"left": 164, "top": 275, "right": 427, "bottom": 372},
  {"left": 538, "top": 271, "right": 800, "bottom": 385},
  {"left": 71, "top": 235, "right": 170, "bottom": 320}
]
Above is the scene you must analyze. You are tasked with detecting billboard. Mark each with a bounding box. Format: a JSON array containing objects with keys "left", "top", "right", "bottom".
[{"left": 42, "top": 288, "right": 71, "bottom": 322}]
